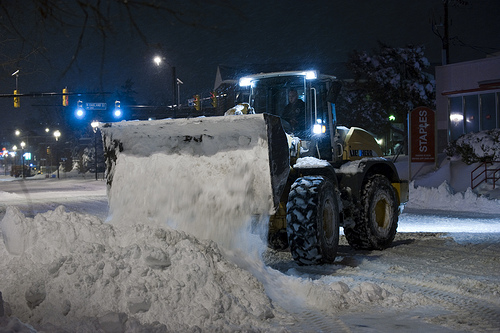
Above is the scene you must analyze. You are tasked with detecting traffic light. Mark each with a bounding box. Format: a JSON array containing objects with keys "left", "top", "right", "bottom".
[
  {"left": 62, "top": 88, "right": 69, "bottom": 106},
  {"left": 14, "top": 90, "right": 20, "bottom": 108},
  {"left": 75, "top": 100, "right": 85, "bottom": 119},
  {"left": 194, "top": 94, "right": 200, "bottom": 111},
  {"left": 210, "top": 91, "right": 217, "bottom": 108},
  {"left": 113, "top": 100, "right": 122, "bottom": 118}
]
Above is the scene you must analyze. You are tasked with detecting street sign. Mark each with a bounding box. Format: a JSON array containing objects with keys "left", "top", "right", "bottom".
[
  {"left": 410, "top": 106, "right": 435, "bottom": 163},
  {"left": 86, "top": 102, "right": 107, "bottom": 110}
]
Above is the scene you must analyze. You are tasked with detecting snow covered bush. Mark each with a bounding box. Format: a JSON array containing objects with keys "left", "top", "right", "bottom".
[
  {"left": 337, "top": 42, "right": 435, "bottom": 137},
  {"left": 445, "top": 129, "right": 500, "bottom": 164}
]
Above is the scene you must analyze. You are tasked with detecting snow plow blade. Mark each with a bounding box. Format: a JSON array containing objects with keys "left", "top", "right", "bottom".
[{"left": 99, "top": 114, "right": 290, "bottom": 218}]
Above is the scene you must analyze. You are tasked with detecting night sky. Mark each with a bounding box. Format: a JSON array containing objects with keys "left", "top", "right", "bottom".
[{"left": 1, "top": 0, "right": 499, "bottom": 140}]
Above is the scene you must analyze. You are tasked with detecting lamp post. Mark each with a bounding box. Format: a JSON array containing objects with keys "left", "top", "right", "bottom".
[
  {"left": 54, "top": 130, "right": 61, "bottom": 179},
  {"left": 12, "top": 145, "right": 17, "bottom": 177},
  {"left": 44, "top": 128, "right": 49, "bottom": 175},
  {"left": 20, "top": 141, "right": 25, "bottom": 179},
  {"left": 91, "top": 121, "right": 99, "bottom": 181},
  {"left": 14, "top": 130, "right": 21, "bottom": 176},
  {"left": 153, "top": 55, "right": 180, "bottom": 111},
  {"left": 12, "top": 70, "right": 19, "bottom": 90},
  {"left": 2, "top": 149, "right": 6, "bottom": 176},
  {"left": 177, "top": 78, "right": 183, "bottom": 109}
]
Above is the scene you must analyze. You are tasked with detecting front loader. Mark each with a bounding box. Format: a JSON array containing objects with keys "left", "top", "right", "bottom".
[{"left": 100, "top": 70, "right": 408, "bottom": 265}]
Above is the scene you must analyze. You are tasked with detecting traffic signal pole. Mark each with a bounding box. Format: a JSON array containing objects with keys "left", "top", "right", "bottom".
[{"left": 12, "top": 70, "right": 20, "bottom": 108}]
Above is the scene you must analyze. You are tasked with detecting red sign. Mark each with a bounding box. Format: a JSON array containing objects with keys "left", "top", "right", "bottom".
[{"left": 410, "top": 106, "right": 435, "bottom": 163}]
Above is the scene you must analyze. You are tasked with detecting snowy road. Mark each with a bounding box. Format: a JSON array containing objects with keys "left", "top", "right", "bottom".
[
  {"left": 264, "top": 230, "right": 500, "bottom": 332},
  {"left": 0, "top": 177, "right": 109, "bottom": 220},
  {"left": 1, "top": 177, "right": 500, "bottom": 332},
  {"left": 274, "top": 208, "right": 500, "bottom": 332}
]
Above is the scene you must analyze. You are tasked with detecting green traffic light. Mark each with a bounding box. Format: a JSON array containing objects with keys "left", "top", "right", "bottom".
[{"left": 389, "top": 115, "right": 396, "bottom": 121}]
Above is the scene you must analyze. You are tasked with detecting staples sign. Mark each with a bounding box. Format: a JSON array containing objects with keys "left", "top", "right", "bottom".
[{"left": 410, "top": 106, "right": 435, "bottom": 163}]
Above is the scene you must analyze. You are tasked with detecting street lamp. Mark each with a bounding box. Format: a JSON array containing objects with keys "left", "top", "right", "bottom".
[
  {"left": 12, "top": 145, "right": 17, "bottom": 177},
  {"left": 53, "top": 130, "right": 61, "bottom": 179},
  {"left": 42, "top": 127, "right": 49, "bottom": 174},
  {"left": 20, "top": 141, "right": 25, "bottom": 179},
  {"left": 153, "top": 56, "right": 162, "bottom": 66},
  {"left": 15, "top": 130, "right": 22, "bottom": 174},
  {"left": 153, "top": 55, "right": 180, "bottom": 110}
]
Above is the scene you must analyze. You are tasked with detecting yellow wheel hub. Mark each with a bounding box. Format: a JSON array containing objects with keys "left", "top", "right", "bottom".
[{"left": 375, "top": 197, "right": 389, "bottom": 229}]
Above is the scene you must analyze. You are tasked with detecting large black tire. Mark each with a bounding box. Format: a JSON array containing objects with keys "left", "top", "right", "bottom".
[
  {"left": 344, "top": 174, "right": 398, "bottom": 250},
  {"left": 286, "top": 176, "right": 340, "bottom": 265}
]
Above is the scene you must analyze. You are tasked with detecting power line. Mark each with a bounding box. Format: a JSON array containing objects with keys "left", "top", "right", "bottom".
[{"left": 0, "top": 92, "right": 111, "bottom": 98}]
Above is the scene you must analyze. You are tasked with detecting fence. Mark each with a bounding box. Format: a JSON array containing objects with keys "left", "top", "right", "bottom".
[{"left": 471, "top": 162, "right": 500, "bottom": 189}]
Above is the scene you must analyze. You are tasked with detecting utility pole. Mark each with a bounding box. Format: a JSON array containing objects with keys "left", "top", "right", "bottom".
[{"left": 442, "top": 0, "right": 450, "bottom": 65}]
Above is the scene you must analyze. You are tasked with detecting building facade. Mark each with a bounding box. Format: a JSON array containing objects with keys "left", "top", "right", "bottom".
[{"left": 435, "top": 56, "right": 500, "bottom": 152}]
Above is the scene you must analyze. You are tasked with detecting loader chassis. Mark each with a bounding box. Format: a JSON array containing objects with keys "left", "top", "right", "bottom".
[{"left": 239, "top": 71, "right": 408, "bottom": 265}]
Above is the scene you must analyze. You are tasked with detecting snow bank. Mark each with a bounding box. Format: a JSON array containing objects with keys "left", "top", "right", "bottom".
[
  {"left": 394, "top": 151, "right": 500, "bottom": 214},
  {"left": 0, "top": 191, "right": 22, "bottom": 202},
  {"left": 397, "top": 153, "right": 500, "bottom": 214},
  {"left": 407, "top": 180, "right": 500, "bottom": 214},
  {"left": 0, "top": 206, "right": 287, "bottom": 332}
]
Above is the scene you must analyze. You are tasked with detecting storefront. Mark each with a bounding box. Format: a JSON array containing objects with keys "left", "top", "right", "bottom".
[{"left": 435, "top": 56, "right": 500, "bottom": 151}]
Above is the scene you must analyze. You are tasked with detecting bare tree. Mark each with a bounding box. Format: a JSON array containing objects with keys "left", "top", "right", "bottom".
[{"left": 0, "top": 1, "right": 242, "bottom": 82}]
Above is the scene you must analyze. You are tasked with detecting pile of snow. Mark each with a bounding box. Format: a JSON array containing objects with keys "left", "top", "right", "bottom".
[
  {"left": 397, "top": 153, "right": 500, "bottom": 214},
  {"left": 408, "top": 180, "right": 500, "bottom": 214},
  {"left": 0, "top": 206, "right": 286, "bottom": 332},
  {"left": 293, "top": 156, "right": 330, "bottom": 168}
]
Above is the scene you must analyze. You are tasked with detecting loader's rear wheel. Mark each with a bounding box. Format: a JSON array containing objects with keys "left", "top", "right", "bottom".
[
  {"left": 344, "top": 174, "right": 398, "bottom": 250},
  {"left": 286, "top": 176, "right": 339, "bottom": 265}
]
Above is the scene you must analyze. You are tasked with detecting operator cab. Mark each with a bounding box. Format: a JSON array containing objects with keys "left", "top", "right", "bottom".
[{"left": 239, "top": 70, "right": 339, "bottom": 162}]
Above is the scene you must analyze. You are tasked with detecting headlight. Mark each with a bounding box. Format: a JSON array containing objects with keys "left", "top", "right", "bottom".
[
  {"left": 449, "top": 113, "right": 463, "bottom": 122},
  {"left": 239, "top": 77, "right": 252, "bottom": 87},
  {"left": 313, "top": 119, "right": 326, "bottom": 134},
  {"left": 304, "top": 71, "right": 317, "bottom": 80},
  {"left": 313, "top": 124, "right": 326, "bottom": 134}
]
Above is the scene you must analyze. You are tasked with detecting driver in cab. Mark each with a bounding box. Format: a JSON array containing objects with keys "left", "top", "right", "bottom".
[{"left": 282, "top": 89, "right": 306, "bottom": 137}]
